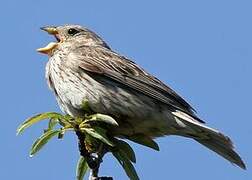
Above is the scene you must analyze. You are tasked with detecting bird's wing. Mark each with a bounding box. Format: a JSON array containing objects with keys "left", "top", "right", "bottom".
[{"left": 69, "top": 45, "right": 204, "bottom": 123}]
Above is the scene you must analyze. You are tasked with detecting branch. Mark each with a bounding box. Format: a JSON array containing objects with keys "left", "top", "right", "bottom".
[
  {"left": 75, "top": 125, "right": 113, "bottom": 180},
  {"left": 18, "top": 112, "right": 146, "bottom": 180}
]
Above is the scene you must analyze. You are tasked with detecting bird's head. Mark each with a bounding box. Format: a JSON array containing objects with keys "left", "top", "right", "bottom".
[{"left": 37, "top": 24, "right": 109, "bottom": 55}]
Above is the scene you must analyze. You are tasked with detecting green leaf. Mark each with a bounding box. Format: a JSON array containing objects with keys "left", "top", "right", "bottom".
[
  {"left": 81, "top": 99, "right": 92, "bottom": 113},
  {"left": 30, "top": 130, "right": 60, "bottom": 157},
  {"left": 57, "top": 115, "right": 75, "bottom": 127},
  {"left": 81, "top": 114, "right": 118, "bottom": 127},
  {"left": 76, "top": 156, "right": 89, "bottom": 180},
  {"left": 113, "top": 151, "right": 139, "bottom": 180},
  {"left": 44, "top": 119, "right": 59, "bottom": 133},
  {"left": 81, "top": 127, "right": 114, "bottom": 147},
  {"left": 17, "top": 112, "right": 64, "bottom": 135},
  {"left": 115, "top": 139, "right": 136, "bottom": 163},
  {"left": 128, "top": 134, "right": 159, "bottom": 151},
  {"left": 48, "top": 118, "right": 59, "bottom": 130}
]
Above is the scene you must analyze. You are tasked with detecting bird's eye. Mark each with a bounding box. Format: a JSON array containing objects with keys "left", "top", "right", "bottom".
[{"left": 68, "top": 28, "right": 79, "bottom": 35}]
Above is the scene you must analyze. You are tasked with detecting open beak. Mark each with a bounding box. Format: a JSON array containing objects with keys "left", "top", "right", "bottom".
[{"left": 37, "top": 26, "right": 60, "bottom": 55}]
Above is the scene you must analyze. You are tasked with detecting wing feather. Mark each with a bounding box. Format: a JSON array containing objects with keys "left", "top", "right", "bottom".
[{"left": 69, "top": 45, "right": 204, "bottom": 123}]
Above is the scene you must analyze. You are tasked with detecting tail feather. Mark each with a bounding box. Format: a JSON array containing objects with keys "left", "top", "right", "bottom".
[
  {"left": 196, "top": 137, "right": 246, "bottom": 169},
  {"left": 172, "top": 110, "right": 246, "bottom": 170}
]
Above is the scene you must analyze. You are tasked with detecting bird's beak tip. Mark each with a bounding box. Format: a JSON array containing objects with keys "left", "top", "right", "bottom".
[{"left": 40, "top": 26, "right": 58, "bottom": 35}]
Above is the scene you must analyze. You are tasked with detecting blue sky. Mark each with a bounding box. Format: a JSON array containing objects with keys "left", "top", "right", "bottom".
[{"left": 1, "top": 0, "right": 251, "bottom": 179}]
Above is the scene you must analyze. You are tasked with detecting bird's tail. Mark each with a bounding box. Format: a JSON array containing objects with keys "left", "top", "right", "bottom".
[{"left": 172, "top": 110, "right": 246, "bottom": 170}]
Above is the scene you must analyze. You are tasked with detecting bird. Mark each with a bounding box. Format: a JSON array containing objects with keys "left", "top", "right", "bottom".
[{"left": 37, "top": 24, "right": 246, "bottom": 169}]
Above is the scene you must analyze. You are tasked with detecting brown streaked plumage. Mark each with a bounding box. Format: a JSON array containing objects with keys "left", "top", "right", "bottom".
[{"left": 38, "top": 24, "right": 246, "bottom": 169}]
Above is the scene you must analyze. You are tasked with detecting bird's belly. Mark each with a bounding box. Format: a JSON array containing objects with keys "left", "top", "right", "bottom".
[{"left": 54, "top": 71, "right": 178, "bottom": 137}]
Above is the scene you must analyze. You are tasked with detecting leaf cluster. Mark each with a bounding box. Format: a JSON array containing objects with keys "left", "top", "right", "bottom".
[{"left": 17, "top": 110, "right": 159, "bottom": 180}]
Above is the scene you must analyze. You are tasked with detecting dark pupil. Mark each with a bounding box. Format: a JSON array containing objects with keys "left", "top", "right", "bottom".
[{"left": 68, "top": 28, "right": 79, "bottom": 35}]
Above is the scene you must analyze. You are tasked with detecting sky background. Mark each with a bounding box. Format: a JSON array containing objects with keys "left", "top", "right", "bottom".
[{"left": 0, "top": 0, "right": 251, "bottom": 179}]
